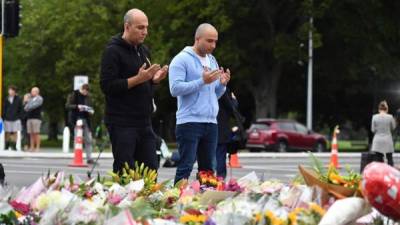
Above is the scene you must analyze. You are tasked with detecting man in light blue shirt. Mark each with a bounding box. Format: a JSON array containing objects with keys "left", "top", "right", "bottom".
[{"left": 169, "top": 23, "right": 231, "bottom": 183}]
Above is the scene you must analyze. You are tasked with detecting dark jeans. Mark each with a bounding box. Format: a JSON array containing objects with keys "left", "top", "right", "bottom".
[
  {"left": 174, "top": 123, "right": 218, "bottom": 184},
  {"left": 107, "top": 125, "right": 158, "bottom": 173},
  {"left": 216, "top": 144, "right": 228, "bottom": 179},
  {"left": 375, "top": 152, "right": 394, "bottom": 166}
]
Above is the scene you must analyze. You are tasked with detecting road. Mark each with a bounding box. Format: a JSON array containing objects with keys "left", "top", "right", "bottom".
[{"left": 1, "top": 152, "right": 399, "bottom": 188}]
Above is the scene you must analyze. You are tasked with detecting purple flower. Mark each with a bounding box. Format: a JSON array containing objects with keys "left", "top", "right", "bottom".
[{"left": 203, "top": 219, "right": 216, "bottom": 225}]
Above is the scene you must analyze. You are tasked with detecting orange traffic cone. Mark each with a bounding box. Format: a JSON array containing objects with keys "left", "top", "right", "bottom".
[
  {"left": 69, "top": 119, "right": 88, "bottom": 167},
  {"left": 330, "top": 125, "right": 340, "bottom": 169},
  {"left": 228, "top": 153, "right": 242, "bottom": 168}
]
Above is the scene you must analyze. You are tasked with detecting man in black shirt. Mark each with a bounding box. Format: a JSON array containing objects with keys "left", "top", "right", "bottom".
[
  {"left": 3, "top": 85, "right": 23, "bottom": 150},
  {"left": 66, "top": 84, "right": 95, "bottom": 164},
  {"left": 100, "top": 8, "right": 168, "bottom": 173}
]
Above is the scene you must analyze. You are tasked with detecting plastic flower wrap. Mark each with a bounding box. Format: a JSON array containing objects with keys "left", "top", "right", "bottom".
[
  {"left": 35, "top": 190, "right": 77, "bottom": 225},
  {"left": 318, "top": 197, "right": 371, "bottom": 225},
  {"left": 237, "top": 172, "right": 261, "bottom": 193},
  {"left": 66, "top": 198, "right": 104, "bottom": 224},
  {"left": 104, "top": 209, "right": 138, "bottom": 225},
  {"left": 260, "top": 180, "right": 284, "bottom": 194},
  {"left": 211, "top": 194, "right": 260, "bottom": 225},
  {"left": 13, "top": 176, "right": 47, "bottom": 208},
  {"left": 287, "top": 202, "right": 325, "bottom": 225},
  {"left": 148, "top": 218, "right": 181, "bottom": 225},
  {"left": 48, "top": 171, "right": 64, "bottom": 191}
]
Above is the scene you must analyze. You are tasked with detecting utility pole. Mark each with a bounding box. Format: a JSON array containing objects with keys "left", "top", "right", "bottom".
[
  {"left": 306, "top": 16, "right": 313, "bottom": 130},
  {"left": 1, "top": 0, "right": 5, "bottom": 117}
]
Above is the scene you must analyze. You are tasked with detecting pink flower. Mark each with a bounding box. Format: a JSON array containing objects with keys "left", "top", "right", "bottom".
[
  {"left": 9, "top": 200, "right": 30, "bottom": 215},
  {"left": 127, "top": 192, "right": 137, "bottom": 201},
  {"left": 107, "top": 193, "right": 123, "bottom": 205},
  {"left": 84, "top": 191, "right": 94, "bottom": 198},
  {"left": 191, "top": 180, "right": 201, "bottom": 193}
]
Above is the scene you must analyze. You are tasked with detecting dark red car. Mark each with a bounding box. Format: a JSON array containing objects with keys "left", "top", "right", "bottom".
[{"left": 246, "top": 119, "right": 327, "bottom": 152}]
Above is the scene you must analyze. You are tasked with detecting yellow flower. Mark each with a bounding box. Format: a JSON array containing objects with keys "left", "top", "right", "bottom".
[
  {"left": 14, "top": 211, "right": 23, "bottom": 219},
  {"left": 180, "top": 214, "right": 207, "bottom": 224},
  {"left": 254, "top": 213, "right": 262, "bottom": 222},
  {"left": 196, "top": 215, "right": 207, "bottom": 223},
  {"left": 180, "top": 214, "right": 196, "bottom": 223},
  {"left": 309, "top": 203, "right": 325, "bottom": 216},
  {"left": 264, "top": 210, "right": 284, "bottom": 225},
  {"left": 288, "top": 212, "right": 297, "bottom": 225}
]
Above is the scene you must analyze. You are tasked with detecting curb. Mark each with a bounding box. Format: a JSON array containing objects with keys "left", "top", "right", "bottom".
[{"left": 0, "top": 151, "right": 369, "bottom": 159}]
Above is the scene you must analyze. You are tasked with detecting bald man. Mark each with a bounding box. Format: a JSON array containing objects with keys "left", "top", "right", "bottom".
[
  {"left": 24, "top": 87, "right": 43, "bottom": 152},
  {"left": 169, "top": 23, "right": 231, "bottom": 183},
  {"left": 100, "top": 9, "right": 168, "bottom": 173}
]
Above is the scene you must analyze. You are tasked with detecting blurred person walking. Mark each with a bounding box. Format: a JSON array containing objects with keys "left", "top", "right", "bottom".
[
  {"left": 371, "top": 100, "right": 396, "bottom": 166},
  {"left": 66, "top": 84, "right": 95, "bottom": 164}
]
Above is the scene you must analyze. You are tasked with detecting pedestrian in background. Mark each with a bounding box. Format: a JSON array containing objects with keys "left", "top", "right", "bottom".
[
  {"left": 216, "top": 88, "right": 238, "bottom": 179},
  {"left": 3, "top": 85, "right": 23, "bottom": 150},
  {"left": 371, "top": 100, "right": 396, "bottom": 166},
  {"left": 66, "top": 84, "right": 95, "bottom": 164},
  {"left": 22, "top": 93, "right": 31, "bottom": 151},
  {"left": 24, "top": 87, "right": 43, "bottom": 152}
]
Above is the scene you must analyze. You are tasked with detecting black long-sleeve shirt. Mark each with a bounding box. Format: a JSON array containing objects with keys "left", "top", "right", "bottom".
[
  {"left": 3, "top": 95, "right": 23, "bottom": 121},
  {"left": 100, "top": 34, "right": 153, "bottom": 127}
]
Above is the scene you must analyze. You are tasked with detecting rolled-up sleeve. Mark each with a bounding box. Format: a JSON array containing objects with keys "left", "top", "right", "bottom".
[{"left": 100, "top": 47, "right": 128, "bottom": 96}]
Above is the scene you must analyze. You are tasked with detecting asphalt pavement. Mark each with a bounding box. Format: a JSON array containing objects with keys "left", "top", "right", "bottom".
[{"left": 1, "top": 150, "right": 398, "bottom": 188}]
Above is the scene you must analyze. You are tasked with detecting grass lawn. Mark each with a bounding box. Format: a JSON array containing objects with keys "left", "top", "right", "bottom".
[{"left": 38, "top": 135, "right": 400, "bottom": 153}]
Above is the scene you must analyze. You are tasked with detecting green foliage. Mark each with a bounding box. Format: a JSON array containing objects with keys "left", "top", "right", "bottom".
[
  {"left": 0, "top": 211, "right": 18, "bottom": 225},
  {"left": 4, "top": 0, "right": 400, "bottom": 136}
]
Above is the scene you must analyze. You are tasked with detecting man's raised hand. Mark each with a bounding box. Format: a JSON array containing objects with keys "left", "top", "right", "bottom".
[
  {"left": 138, "top": 63, "right": 161, "bottom": 82},
  {"left": 153, "top": 65, "right": 169, "bottom": 83},
  {"left": 203, "top": 69, "right": 221, "bottom": 84},
  {"left": 220, "top": 67, "right": 231, "bottom": 86}
]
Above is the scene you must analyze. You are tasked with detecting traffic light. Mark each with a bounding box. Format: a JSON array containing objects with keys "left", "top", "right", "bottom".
[{"left": 1, "top": 0, "right": 21, "bottom": 38}]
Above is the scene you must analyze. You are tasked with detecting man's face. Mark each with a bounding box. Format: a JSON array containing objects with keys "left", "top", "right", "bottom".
[
  {"left": 8, "top": 89, "right": 16, "bottom": 97},
  {"left": 197, "top": 30, "right": 218, "bottom": 55},
  {"left": 31, "top": 88, "right": 38, "bottom": 97},
  {"left": 80, "top": 88, "right": 89, "bottom": 96},
  {"left": 125, "top": 15, "right": 148, "bottom": 45}
]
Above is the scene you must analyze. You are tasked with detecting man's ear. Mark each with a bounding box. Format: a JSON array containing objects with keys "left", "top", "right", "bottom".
[{"left": 124, "top": 23, "right": 129, "bottom": 31}]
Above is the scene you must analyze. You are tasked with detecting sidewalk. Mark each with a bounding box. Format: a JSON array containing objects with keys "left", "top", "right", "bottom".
[
  {"left": 0, "top": 148, "right": 367, "bottom": 159},
  {"left": 0, "top": 148, "right": 114, "bottom": 159}
]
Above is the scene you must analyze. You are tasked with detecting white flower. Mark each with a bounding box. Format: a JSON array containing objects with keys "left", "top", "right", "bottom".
[{"left": 125, "top": 179, "right": 145, "bottom": 193}]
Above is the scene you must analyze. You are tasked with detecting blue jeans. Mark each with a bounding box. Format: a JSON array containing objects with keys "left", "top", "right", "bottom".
[
  {"left": 216, "top": 144, "right": 228, "bottom": 179},
  {"left": 174, "top": 123, "right": 218, "bottom": 184}
]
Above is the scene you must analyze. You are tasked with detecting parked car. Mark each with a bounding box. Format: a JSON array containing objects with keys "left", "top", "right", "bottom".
[{"left": 246, "top": 119, "right": 327, "bottom": 152}]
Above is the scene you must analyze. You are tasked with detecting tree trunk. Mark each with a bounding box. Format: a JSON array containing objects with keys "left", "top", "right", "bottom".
[{"left": 251, "top": 63, "right": 282, "bottom": 119}]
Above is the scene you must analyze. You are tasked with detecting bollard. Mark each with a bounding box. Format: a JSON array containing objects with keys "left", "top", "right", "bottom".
[
  {"left": 16, "top": 130, "right": 21, "bottom": 151},
  {"left": 68, "top": 120, "right": 87, "bottom": 167},
  {"left": 62, "top": 126, "right": 70, "bottom": 153}
]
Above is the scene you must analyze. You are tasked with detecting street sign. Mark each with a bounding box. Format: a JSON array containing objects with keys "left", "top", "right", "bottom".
[{"left": 74, "top": 75, "right": 88, "bottom": 90}]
